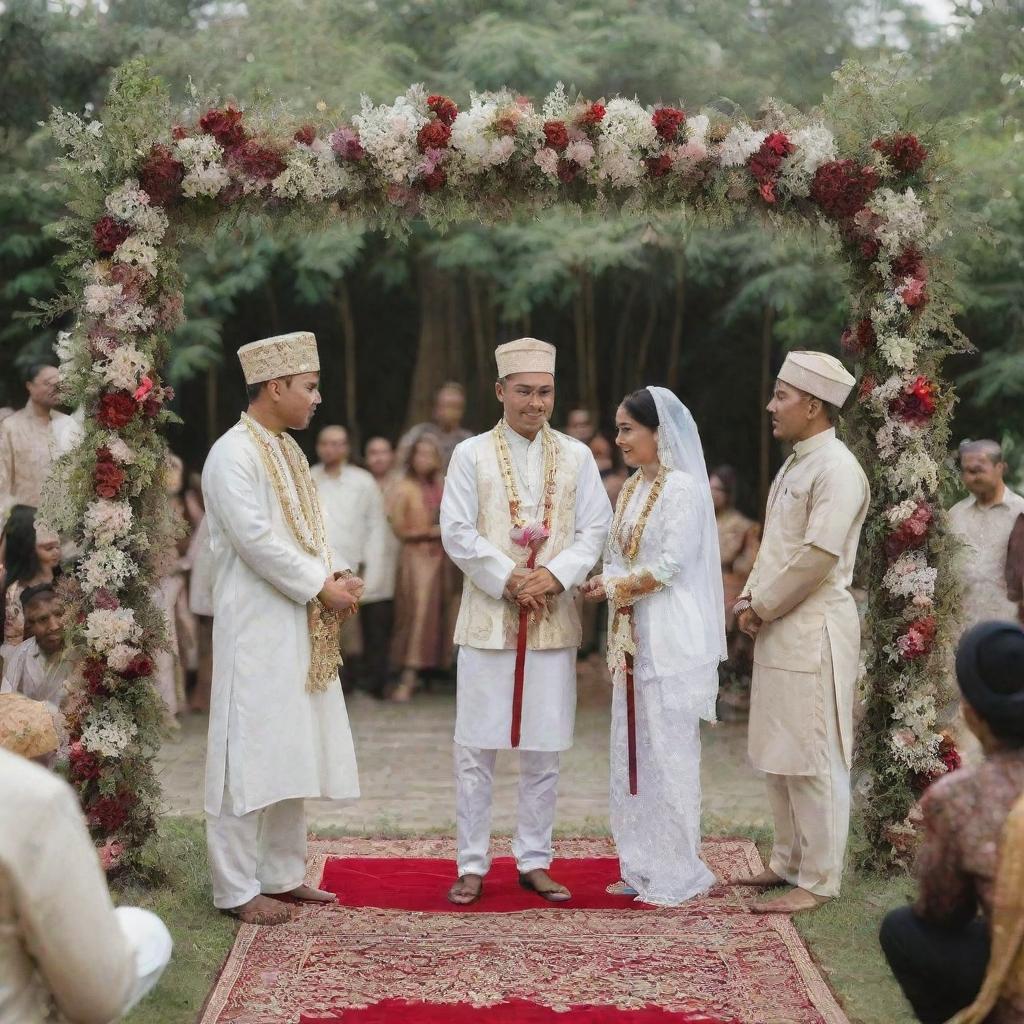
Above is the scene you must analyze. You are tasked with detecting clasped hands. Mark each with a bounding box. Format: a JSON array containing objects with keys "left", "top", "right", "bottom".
[
  {"left": 318, "top": 571, "right": 364, "bottom": 612},
  {"left": 504, "top": 567, "right": 563, "bottom": 614}
]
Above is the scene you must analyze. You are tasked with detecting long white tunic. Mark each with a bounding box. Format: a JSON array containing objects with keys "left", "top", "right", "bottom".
[
  {"left": 202, "top": 422, "right": 359, "bottom": 817},
  {"left": 442, "top": 426, "right": 611, "bottom": 751}
]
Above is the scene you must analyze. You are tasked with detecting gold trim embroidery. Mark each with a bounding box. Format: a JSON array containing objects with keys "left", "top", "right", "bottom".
[
  {"left": 491, "top": 420, "right": 558, "bottom": 537},
  {"left": 241, "top": 413, "right": 345, "bottom": 693}
]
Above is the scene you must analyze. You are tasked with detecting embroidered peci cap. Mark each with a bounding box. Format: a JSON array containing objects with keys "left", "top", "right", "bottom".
[
  {"left": 238, "top": 331, "right": 320, "bottom": 385},
  {"left": 778, "top": 350, "right": 856, "bottom": 408},
  {"left": 495, "top": 338, "right": 556, "bottom": 379}
]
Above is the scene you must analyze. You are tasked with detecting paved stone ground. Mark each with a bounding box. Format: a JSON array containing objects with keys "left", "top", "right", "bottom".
[{"left": 158, "top": 655, "right": 769, "bottom": 833}]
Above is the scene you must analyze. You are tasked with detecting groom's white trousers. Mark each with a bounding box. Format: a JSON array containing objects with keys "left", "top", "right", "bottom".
[
  {"left": 206, "top": 779, "right": 307, "bottom": 909},
  {"left": 454, "top": 744, "right": 560, "bottom": 877}
]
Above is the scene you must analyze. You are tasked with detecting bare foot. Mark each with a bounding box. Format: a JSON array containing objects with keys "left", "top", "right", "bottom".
[
  {"left": 749, "top": 886, "right": 831, "bottom": 915},
  {"left": 519, "top": 869, "right": 571, "bottom": 902},
  {"left": 730, "top": 868, "right": 786, "bottom": 888},
  {"left": 447, "top": 874, "right": 483, "bottom": 905},
  {"left": 227, "top": 894, "right": 292, "bottom": 926},
  {"left": 605, "top": 880, "right": 639, "bottom": 896},
  {"left": 274, "top": 884, "right": 337, "bottom": 904}
]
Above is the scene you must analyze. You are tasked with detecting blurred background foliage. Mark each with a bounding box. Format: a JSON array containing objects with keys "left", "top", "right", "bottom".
[{"left": 1, "top": 0, "right": 1022, "bottom": 507}]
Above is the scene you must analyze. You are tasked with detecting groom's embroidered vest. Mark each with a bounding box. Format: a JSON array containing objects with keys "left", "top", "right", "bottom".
[{"left": 453, "top": 430, "right": 583, "bottom": 651}]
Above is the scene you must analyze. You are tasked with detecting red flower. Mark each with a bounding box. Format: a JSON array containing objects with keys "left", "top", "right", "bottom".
[
  {"left": 88, "top": 791, "right": 136, "bottom": 833},
  {"left": 138, "top": 144, "right": 185, "bottom": 206},
  {"left": 859, "top": 237, "right": 882, "bottom": 262},
  {"left": 93, "top": 456, "right": 126, "bottom": 499},
  {"left": 748, "top": 132, "right": 794, "bottom": 185},
  {"left": 329, "top": 127, "right": 365, "bottom": 162},
  {"left": 899, "top": 615, "right": 937, "bottom": 661},
  {"left": 120, "top": 654, "right": 154, "bottom": 680},
  {"left": 758, "top": 181, "right": 777, "bottom": 204},
  {"left": 493, "top": 112, "right": 521, "bottom": 137},
  {"left": 69, "top": 741, "right": 102, "bottom": 781},
  {"left": 841, "top": 317, "right": 876, "bottom": 357},
  {"left": 233, "top": 139, "right": 287, "bottom": 180},
  {"left": 652, "top": 106, "right": 686, "bottom": 142},
  {"left": 542, "top": 120, "right": 569, "bottom": 152},
  {"left": 294, "top": 124, "right": 316, "bottom": 146},
  {"left": 892, "top": 246, "right": 924, "bottom": 280},
  {"left": 82, "top": 657, "right": 109, "bottom": 695},
  {"left": 872, "top": 133, "right": 928, "bottom": 176},
  {"left": 422, "top": 167, "right": 447, "bottom": 193},
  {"left": 557, "top": 159, "right": 581, "bottom": 184},
  {"left": 199, "top": 105, "right": 246, "bottom": 149},
  {"left": 645, "top": 154, "right": 674, "bottom": 179},
  {"left": 577, "top": 102, "right": 606, "bottom": 127},
  {"left": 914, "top": 732, "right": 961, "bottom": 793},
  {"left": 885, "top": 501, "right": 934, "bottom": 559},
  {"left": 171, "top": 125, "right": 189, "bottom": 141},
  {"left": 134, "top": 376, "right": 154, "bottom": 402},
  {"left": 890, "top": 375, "right": 937, "bottom": 426},
  {"left": 97, "top": 391, "right": 137, "bottom": 430},
  {"left": 898, "top": 274, "right": 928, "bottom": 309},
  {"left": 811, "top": 160, "right": 880, "bottom": 220},
  {"left": 858, "top": 374, "right": 878, "bottom": 402},
  {"left": 427, "top": 95, "right": 458, "bottom": 127},
  {"left": 93, "top": 217, "right": 131, "bottom": 255},
  {"left": 417, "top": 120, "right": 452, "bottom": 153}
]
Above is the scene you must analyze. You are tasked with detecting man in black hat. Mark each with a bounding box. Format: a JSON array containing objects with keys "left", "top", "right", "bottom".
[{"left": 879, "top": 620, "right": 1024, "bottom": 1023}]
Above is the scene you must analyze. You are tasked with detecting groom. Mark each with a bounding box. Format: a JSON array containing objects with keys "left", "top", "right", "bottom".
[
  {"left": 440, "top": 338, "right": 611, "bottom": 905},
  {"left": 732, "top": 350, "right": 869, "bottom": 914}
]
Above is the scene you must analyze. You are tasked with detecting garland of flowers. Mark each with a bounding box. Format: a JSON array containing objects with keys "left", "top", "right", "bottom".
[
  {"left": 492, "top": 421, "right": 558, "bottom": 548},
  {"left": 39, "top": 59, "right": 966, "bottom": 870},
  {"left": 610, "top": 466, "right": 668, "bottom": 563}
]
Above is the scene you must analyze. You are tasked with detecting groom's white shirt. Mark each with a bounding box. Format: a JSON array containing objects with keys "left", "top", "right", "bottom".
[{"left": 442, "top": 423, "right": 611, "bottom": 751}]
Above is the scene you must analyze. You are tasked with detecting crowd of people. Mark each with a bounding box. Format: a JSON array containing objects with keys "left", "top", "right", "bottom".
[{"left": 0, "top": 336, "right": 1023, "bottom": 1023}]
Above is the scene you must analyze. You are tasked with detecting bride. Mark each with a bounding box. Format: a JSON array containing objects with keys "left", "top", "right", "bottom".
[{"left": 582, "top": 386, "right": 727, "bottom": 906}]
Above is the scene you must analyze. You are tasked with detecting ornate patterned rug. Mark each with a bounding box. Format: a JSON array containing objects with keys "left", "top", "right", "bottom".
[{"left": 199, "top": 837, "right": 850, "bottom": 1024}]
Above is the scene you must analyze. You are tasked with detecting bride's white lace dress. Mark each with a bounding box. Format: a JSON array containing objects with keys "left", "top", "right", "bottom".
[{"left": 602, "top": 391, "right": 726, "bottom": 907}]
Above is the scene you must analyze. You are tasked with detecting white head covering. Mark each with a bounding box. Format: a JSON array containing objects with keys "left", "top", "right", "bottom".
[
  {"left": 495, "top": 338, "right": 556, "bottom": 378},
  {"left": 238, "top": 331, "right": 320, "bottom": 385},
  {"left": 777, "top": 351, "right": 855, "bottom": 407},
  {"left": 649, "top": 386, "right": 727, "bottom": 718}
]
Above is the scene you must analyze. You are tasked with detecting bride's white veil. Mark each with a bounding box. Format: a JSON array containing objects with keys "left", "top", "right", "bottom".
[{"left": 648, "top": 387, "right": 728, "bottom": 681}]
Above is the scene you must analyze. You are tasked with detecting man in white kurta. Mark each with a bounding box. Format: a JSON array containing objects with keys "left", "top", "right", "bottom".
[
  {"left": 202, "top": 331, "right": 362, "bottom": 926},
  {"left": 441, "top": 339, "right": 611, "bottom": 904},
  {"left": 733, "top": 351, "right": 869, "bottom": 914}
]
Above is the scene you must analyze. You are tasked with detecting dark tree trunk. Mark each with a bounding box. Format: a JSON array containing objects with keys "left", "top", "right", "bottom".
[{"left": 759, "top": 304, "right": 776, "bottom": 514}]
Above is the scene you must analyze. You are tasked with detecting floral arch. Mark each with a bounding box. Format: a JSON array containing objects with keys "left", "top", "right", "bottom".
[{"left": 40, "top": 59, "right": 966, "bottom": 873}]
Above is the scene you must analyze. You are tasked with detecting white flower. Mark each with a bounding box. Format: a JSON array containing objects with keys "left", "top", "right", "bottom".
[
  {"left": 591, "top": 98, "right": 658, "bottom": 188},
  {"left": 80, "top": 705, "right": 138, "bottom": 758},
  {"left": 534, "top": 147, "right": 559, "bottom": 177},
  {"left": 272, "top": 148, "right": 353, "bottom": 201},
  {"left": 84, "top": 283, "right": 123, "bottom": 315},
  {"left": 182, "top": 162, "right": 230, "bottom": 199},
  {"left": 885, "top": 499, "right": 921, "bottom": 526},
  {"left": 113, "top": 236, "right": 159, "bottom": 278},
  {"left": 686, "top": 114, "right": 710, "bottom": 146},
  {"left": 84, "top": 607, "right": 140, "bottom": 653},
  {"left": 78, "top": 547, "right": 137, "bottom": 593},
  {"left": 353, "top": 87, "right": 429, "bottom": 185},
  {"left": 105, "top": 180, "right": 151, "bottom": 222},
  {"left": 565, "top": 138, "right": 595, "bottom": 167},
  {"left": 876, "top": 422, "right": 898, "bottom": 461},
  {"left": 49, "top": 109, "right": 105, "bottom": 172},
  {"left": 868, "top": 187, "right": 929, "bottom": 255},
  {"left": 83, "top": 500, "right": 135, "bottom": 546},
  {"left": 106, "top": 643, "right": 142, "bottom": 673},
  {"left": 104, "top": 438, "right": 135, "bottom": 465},
  {"left": 788, "top": 124, "right": 837, "bottom": 176},
  {"left": 130, "top": 205, "right": 169, "bottom": 244},
  {"left": 878, "top": 332, "right": 917, "bottom": 370},
  {"left": 175, "top": 135, "right": 223, "bottom": 168},
  {"left": 55, "top": 331, "right": 78, "bottom": 364},
  {"left": 886, "top": 449, "right": 940, "bottom": 498},
  {"left": 97, "top": 344, "right": 147, "bottom": 391},
  {"left": 541, "top": 82, "right": 570, "bottom": 120},
  {"left": 717, "top": 125, "right": 768, "bottom": 167},
  {"left": 882, "top": 550, "right": 938, "bottom": 601},
  {"left": 450, "top": 98, "right": 519, "bottom": 173}
]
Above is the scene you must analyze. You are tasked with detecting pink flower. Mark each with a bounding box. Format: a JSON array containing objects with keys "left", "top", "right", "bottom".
[
  {"left": 510, "top": 522, "right": 550, "bottom": 549},
  {"left": 99, "top": 839, "right": 125, "bottom": 872},
  {"left": 898, "top": 275, "right": 927, "bottom": 309},
  {"left": 93, "top": 589, "right": 120, "bottom": 611},
  {"left": 134, "top": 376, "right": 154, "bottom": 402}
]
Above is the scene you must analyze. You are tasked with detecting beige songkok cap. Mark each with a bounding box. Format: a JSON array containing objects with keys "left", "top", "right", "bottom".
[
  {"left": 778, "top": 350, "right": 856, "bottom": 408},
  {"left": 0, "top": 693, "right": 59, "bottom": 759},
  {"left": 495, "top": 338, "right": 556, "bottom": 378},
  {"left": 238, "top": 331, "right": 320, "bottom": 385}
]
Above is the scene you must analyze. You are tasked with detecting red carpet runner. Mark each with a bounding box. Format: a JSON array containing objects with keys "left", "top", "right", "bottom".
[{"left": 199, "top": 837, "right": 850, "bottom": 1024}]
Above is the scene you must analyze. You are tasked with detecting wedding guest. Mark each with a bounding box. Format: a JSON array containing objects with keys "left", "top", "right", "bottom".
[
  {"left": 1, "top": 584, "right": 72, "bottom": 709},
  {"left": 732, "top": 351, "right": 869, "bottom": 914},
  {"left": 565, "top": 408, "right": 596, "bottom": 444},
  {"left": 711, "top": 465, "right": 761, "bottom": 718},
  {"left": 880, "top": 621, "right": 1024, "bottom": 1024},
  {"left": 591, "top": 433, "right": 629, "bottom": 506},
  {"left": 950, "top": 440, "right": 1024, "bottom": 628},
  {"left": 312, "top": 425, "right": 388, "bottom": 693},
  {"left": 0, "top": 698, "right": 173, "bottom": 1022},
  {"left": 362, "top": 437, "right": 402, "bottom": 699},
  {"left": 398, "top": 381, "right": 472, "bottom": 471},
  {"left": 390, "top": 435, "right": 453, "bottom": 702},
  {"left": 0, "top": 506, "right": 61, "bottom": 657},
  {"left": 0, "top": 363, "right": 81, "bottom": 510},
  {"left": 187, "top": 514, "right": 214, "bottom": 712}
]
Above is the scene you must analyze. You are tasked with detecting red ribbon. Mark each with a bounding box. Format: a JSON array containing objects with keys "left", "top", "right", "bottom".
[
  {"left": 616, "top": 606, "right": 638, "bottom": 795},
  {"left": 510, "top": 549, "right": 536, "bottom": 748}
]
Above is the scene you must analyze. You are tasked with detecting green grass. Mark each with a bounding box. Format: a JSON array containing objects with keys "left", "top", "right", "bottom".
[{"left": 120, "top": 817, "right": 916, "bottom": 1024}]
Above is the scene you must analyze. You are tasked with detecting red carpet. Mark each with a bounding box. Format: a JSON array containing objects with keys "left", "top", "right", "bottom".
[
  {"left": 200, "top": 837, "right": 851, "bottom": 1024},
  {"left": 321, "top": 854, "right": 658, "bottom": 912},
  {"left": 301, "top": 997, "right": 737, "bottom": 1022}
]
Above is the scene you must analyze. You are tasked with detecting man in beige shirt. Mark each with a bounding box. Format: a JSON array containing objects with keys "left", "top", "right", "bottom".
[
  {"left": 732, "top": 351, "right": 869, "bottom": 914},
  {"left": 0, "top": 701, "right": 172, "bottom": 1022},
  {"left": 949, "top": 440, "right": 1024, "bottom": 627},
  {"left": 0, "top": 363, "right": 81, "bottom": 510}
]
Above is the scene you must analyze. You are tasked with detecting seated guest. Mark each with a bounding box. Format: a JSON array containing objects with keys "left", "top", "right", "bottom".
[
  {"left": 0, "top": 698, "right": 173, "bottom": 1022},
  {"left": 0, "top": 506, "right": 61, "bottom": 656},
  {"left": 1, "top": 584, "right": 73, "bottom": 748},
  {"left": 880, "top": 620, "right": 1024, "bottom": 1024}
]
